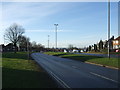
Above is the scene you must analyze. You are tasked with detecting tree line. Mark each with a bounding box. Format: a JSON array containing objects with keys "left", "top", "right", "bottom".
[
  {"left": 3, "top": 23, "right": 44, "bottom": 53},
  {"left": 86, "top": 36, "right": 114, "bottom": 52}
]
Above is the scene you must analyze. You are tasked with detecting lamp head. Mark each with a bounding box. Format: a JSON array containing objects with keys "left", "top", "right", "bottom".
[{"left": 54, "top": 24, "right": 58, "bottom": 26}]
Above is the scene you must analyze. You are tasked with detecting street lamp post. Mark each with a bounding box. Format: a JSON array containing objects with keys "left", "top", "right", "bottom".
[
  {"left": 108, "top": 0, "right": 110, "bottom": 59},
  {"left": 26, "top": 38, "right": 29, "bottom": 61},
  {"left": 54, "top": 24, "right": 58, "bottom": 49}
]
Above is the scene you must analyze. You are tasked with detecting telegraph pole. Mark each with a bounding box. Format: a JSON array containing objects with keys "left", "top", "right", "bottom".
[
  {"left": 54, "top": 24, "right": 58, "bottom": 49},
  {"left": 108, "top": 0, "right": 110, "bottom": 59}
]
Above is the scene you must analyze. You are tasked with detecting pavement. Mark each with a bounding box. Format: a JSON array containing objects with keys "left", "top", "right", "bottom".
[
  {"left": 76, "top": 53, "right": 120, "bottom": 58},
  {"left": 31, "top": 53, "right": 119, "bottom": 88}
]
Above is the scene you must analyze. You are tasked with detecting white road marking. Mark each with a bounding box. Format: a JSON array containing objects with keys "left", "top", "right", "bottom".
[
  {"left": 32, "top": 53, "right": 119, "bottom": 87},
  {"left": 72, "top": 66, "right": 78, "bottom": 69},
  {"left": 90, "top": 72, "right": 119, "bottom": 84},
  {"left": 47, "top": 69, "right": 71, "bottom": 88},
  {"left": 32, "top": 53, "right": 71, "bottom": 88}
]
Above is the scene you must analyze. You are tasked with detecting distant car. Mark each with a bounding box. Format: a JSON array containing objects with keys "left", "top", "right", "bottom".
[
  {"left": 64, "top": 49, "right": 68, "bottom": 53},
  {"left": 116, "top": 49, "right": 119, "bottom": 52},
  {"left": 80, "top": 50, "right": 84, "bottom": 53},
  {"left": 72, "top": 49, "right": 79, "bottom": 53},
  {"left": 40, "top": 51, "right": 43, "bottom": 53}
]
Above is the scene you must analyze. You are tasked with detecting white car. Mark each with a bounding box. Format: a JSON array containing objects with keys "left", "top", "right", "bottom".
[
  {"left": 72, "top": 49, "right": 79, "bottom": 53},
  {"left": 64, "top": 49, "right": 68, "bottom": 53}
]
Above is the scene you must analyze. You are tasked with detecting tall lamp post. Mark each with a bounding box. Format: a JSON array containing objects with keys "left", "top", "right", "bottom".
[
  {"left": 54, "top": 24, "right": 58, "bottom": 49},
  {"left": 108, "top": 0, "right": 110, "bottom": 59},
  {"left": 26, "top": 38, "right": 29, "bottom": 61}
]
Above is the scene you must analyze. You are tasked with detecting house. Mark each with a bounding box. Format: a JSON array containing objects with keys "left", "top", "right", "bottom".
[
  {"left": 113, "top": 36, "right": 120, "bottom": 49},
  {"left": 101, "top": 36, "right": 114, "bottom": 50},
  {"left": 3, "top": 43, "right": 16, "bottom": 52}
]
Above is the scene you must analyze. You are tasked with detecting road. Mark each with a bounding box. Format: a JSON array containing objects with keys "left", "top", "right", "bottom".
[
  {"left": 76, "top": 53, "right": 120, "bottom": 58},
  {"left": 31, "top": 53, "right": 119, "bottom": 88}
]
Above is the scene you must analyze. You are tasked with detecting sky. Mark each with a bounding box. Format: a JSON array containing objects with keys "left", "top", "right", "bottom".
[{"left": 0, "top": 1, "right": 119, "bottom": 48}]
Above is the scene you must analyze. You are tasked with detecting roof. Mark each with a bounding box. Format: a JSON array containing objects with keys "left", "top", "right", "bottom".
[{"left": 114, "top": 36, "right": 120, "bottom": 40}]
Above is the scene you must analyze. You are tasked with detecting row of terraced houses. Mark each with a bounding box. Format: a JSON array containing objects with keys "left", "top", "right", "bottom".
[{"left": 86, "top": 36, "right": 120, "bottom": 52}]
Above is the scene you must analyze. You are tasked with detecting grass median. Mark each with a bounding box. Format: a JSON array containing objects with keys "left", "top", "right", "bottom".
[
  {"left": 86, "top": 51, "right": 120, "bottom": 55},
  {"left": 2, "top": 52, "right": 57, "bottom": 88},
  {"left": 44, "top": 52, "right": 119, "bottom": 69}
]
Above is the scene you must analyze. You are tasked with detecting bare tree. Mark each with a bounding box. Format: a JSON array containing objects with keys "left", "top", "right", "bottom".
[
  {"left": 4, "top": 23, "right": 25, "bottom": 53},
  {"left": 36, "top": 43, "right": 45, "bottom": 52},
  {"left": 31, "top": 41, "right": 45, "bottom": 52},
  {"left": 18, "top": 35, "right": 30, "bottom": 51}
]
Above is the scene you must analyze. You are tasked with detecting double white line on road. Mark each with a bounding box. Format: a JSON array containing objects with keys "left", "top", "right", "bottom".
[
  {"left": 46, "top": 68, "right": 71, "bottom": 88},
  {"left": 31, "top": 53, "right": 71, "bottom": 88}
]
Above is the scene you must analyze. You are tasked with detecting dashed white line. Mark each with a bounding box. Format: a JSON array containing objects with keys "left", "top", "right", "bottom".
[
  {"left": 90, "top": 72, "right": 119, "bottom": 84},
  {"left": 71, "top": 65, "right": 81, "bottom": 70},
  {"left": 71, "top": 65, "right": 119, "bottom": 84}
]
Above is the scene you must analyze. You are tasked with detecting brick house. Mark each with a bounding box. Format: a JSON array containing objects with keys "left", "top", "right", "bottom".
[{"left": 113, "top": 36, "right": 120, "bottom": 49}]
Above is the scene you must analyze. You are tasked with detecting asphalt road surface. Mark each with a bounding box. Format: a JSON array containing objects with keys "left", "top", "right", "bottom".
[
  {"left": 31, "top": 53, "right": 119, "bottom": 88},
  {"left": 76, "top": 53, "right": 120, "bottom": 58}
]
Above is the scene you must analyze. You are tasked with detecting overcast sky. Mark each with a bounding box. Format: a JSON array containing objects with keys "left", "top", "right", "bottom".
[{"left": 0, "top": 2, "right": 118, "bottom": 48}]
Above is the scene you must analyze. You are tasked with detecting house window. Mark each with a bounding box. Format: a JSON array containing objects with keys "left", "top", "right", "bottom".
[
  {"left": 113, "top": 41, "right": 116, "bottom": 44},
  {"left": 118, "top": 45, "right": 120, "bottom": 48},
  {"left": 116, "top": 41, "right": 118, "bottom": 44},
  {"left": 116, "top": 45, "right": 118, "bottom": 48}
]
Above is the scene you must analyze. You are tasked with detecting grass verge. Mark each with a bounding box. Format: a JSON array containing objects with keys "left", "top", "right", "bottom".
[
  {"left": 86, "top": 51, "right": 120, "bottom": 55},
  {"left": 44, "top": 52, "right": 72, "bottom": 56},
  {"left": 44, "top": 52, "right": 119, "bottom": 68},
  {"left": 2, "top": 52, "right": 57, "bottom": 88}
]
